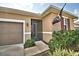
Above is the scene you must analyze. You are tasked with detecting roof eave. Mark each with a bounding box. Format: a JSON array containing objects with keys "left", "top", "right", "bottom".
[
  {"left": 0, "top": 6, "right": 41, "bottom": 18},
  {"left": 41, "top": 5, "right": 78, "bottom": 19}
]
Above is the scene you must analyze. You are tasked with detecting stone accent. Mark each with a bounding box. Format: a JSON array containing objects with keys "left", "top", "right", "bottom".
[{"left": 24, "top": 41, "right": 49, "bottom": 56}]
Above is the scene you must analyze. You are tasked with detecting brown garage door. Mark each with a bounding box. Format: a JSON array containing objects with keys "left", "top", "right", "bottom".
[{"left": 0, "top": 21, "right": 23, "bottom": 46}]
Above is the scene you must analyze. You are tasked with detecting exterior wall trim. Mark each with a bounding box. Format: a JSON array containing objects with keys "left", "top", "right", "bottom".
[
  {"left": 0, "top": 18, "right": 25, "bottom": 23},
  {"left": 43, "top": 32, "right": 52, "bottom": 34},
  {"left": 74, "top": 25, "right": 79, "bottom": 27},
  {"left": 24, "top": 32, "right": 52, "bottom": 35},
  {"left": 24, "top": 32, "right": 31, "bottom": 34}
]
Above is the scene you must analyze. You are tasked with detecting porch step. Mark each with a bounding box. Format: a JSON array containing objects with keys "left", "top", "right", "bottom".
[
  {"left": 24, "top": 41, "right": 49, "bottom": 56},
  {"left": 35, "top": 41, "right": 49, "bottom": 51}
]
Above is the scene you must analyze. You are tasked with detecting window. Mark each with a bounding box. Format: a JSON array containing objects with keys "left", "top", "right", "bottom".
[
  {"left": 63, "top": 16, "right": 70, "bottom": 30},
  {"left": 64, "top": 18, "right": 68, "bottom": 30}
]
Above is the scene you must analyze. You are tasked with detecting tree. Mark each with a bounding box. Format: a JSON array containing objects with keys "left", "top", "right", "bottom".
[{"left": 52, "top": 3, "right": 66, "bottom": 24}]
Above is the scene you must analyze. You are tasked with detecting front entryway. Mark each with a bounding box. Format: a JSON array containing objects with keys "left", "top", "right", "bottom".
[{"left": 31, "top": 19, "right": 42, "bottom": 41}]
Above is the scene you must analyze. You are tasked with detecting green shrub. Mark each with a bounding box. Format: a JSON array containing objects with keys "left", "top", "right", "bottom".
[
  {"left": 48, "top": 30, "right": 79, "bottom": 52},
  {"left": 24, "top": 39, "right": 35, "bottom": 48},
  {"left": 48, "top": 48, "right": 79, "bottom": 56}
]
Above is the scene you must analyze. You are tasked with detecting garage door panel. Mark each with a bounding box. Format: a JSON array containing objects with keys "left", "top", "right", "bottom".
[{"left": 0, "top": 21, "right": 23, "bottom": 46}]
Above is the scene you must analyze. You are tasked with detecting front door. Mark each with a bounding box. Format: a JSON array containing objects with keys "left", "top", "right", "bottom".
[{"left": 31, "top": 19, "right": 42, "bottom": 41}]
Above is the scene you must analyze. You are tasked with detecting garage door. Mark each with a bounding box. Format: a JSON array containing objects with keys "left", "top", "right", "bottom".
[{"left": 0, "top": 21, "right": 23, "bottom": 46}]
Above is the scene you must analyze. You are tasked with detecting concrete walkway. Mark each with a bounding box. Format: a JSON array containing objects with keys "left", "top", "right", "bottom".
[{"left": 24, "top": 41, "right": 49, "bottom": 56}]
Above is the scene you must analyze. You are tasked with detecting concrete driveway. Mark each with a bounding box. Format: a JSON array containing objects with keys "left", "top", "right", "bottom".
[{"left": 0, "top": 44, "right": 24, "bottom": 56}]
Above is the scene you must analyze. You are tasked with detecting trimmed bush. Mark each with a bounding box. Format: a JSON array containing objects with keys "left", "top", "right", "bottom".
[
  {"left": 24, "top": 39, "right": 35, "bottom": 48},
  {"left": 48, "top": 30, "right": 79, "bottom": 54}
]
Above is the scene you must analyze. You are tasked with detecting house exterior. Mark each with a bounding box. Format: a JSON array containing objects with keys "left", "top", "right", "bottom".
[
  {"left": 74, "top": 20, "right": 79, "bottom": 30},
  {"left": 0, "top": 5, "right": 78, "bottom": 44}
]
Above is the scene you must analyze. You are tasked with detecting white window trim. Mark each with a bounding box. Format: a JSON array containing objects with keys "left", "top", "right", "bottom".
[{"left": 63, "top": 16, "right": 69, "bottom": 30}]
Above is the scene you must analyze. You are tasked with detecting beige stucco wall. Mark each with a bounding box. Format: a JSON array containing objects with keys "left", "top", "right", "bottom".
[
  {"left": 42, "top": 13, "right": 61, "bottom": 32},
  {"left": 42, "top": 13, "right": 61, "bottom": 43},
  {"left": 42, "top": 12, "right": 74, "bottom": 43},
  {"left": 69, "top": 18, "right": 74, "bottom": 30}
]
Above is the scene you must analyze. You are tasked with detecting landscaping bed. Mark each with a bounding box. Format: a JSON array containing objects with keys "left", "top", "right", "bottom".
[
  {"left": 24, "top": 39, "right": 35, "bottom": 48},
  {"left": 48, "top": 30, "right": 79, "bottom": 56}
]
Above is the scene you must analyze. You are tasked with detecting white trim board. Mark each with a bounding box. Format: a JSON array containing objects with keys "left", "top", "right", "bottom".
[
  {"left": 0, "top": 18, "right": 25, "bottom": 23},
  {"left": 74, "top": 25, "right": 79, "bottom": 27},
  {"left": 43, "top": 32, "right": 52, "bottom": 34},
  {"left": 24, "top": 32, "right": 31, "bottom": 34},
  {"left": 25, "top": 32, "right": 52, "bottom": 34}
]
